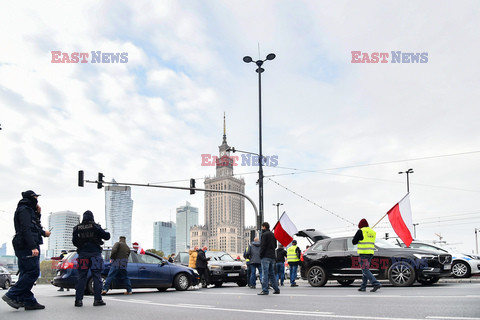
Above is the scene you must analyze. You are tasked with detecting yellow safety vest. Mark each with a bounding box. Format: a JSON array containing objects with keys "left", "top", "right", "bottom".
[
  {"left": 357, "top": 227, "right": 376, "bottom": 255},
  {"left": 287, "top": 245, "right": 300, "bottom": 262}
]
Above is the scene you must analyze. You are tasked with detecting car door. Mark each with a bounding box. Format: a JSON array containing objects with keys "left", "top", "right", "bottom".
[
  {"left": 104, "top": 251, "right": 139, "bottom": 289},
  {"left": 322, "top": 239, "right": 347, "bottom": 275},
  {"left": 134, "top": 253, "right": 171, "bottom": 287}
]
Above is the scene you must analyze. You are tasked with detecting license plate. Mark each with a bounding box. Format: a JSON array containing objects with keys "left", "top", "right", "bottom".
[
  {"left": 444, "top": 264, "right": 451, "bottom": 270},
  {"left": 227, "top": 273, "right": 239, "bottom": 277}
]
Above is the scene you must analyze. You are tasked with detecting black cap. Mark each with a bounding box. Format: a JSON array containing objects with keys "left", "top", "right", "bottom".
[
  {"left": 292, "top": 240, "right": 297, "bottom": 244},
  {"left": 22, "top": 190, "right": 41, "bottom": 198}
]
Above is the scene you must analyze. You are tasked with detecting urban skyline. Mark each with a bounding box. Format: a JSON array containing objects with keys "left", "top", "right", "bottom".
[{"left": 105, "top": 180, "right": 134, "bottom": 247}]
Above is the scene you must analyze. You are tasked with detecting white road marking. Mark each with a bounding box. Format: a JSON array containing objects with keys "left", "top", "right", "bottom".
[{"left": 426, "top": 317, "right": 480, "bottom": 320}]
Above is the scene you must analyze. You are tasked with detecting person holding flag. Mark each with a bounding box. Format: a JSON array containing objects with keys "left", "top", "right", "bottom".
[{"left": 352, "top": 218, "right": 381, "bottom": 292}]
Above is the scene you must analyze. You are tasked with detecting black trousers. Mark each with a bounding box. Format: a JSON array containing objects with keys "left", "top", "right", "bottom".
[{"left": 196, "top": 268, "right": 210, "bottom": 286}]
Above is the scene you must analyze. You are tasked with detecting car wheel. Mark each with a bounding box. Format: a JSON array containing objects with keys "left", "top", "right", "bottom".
[
  {"left": 417, "top": 277, "right": 439, "bottom": 285},
  {"left": 388, "top": 262, "right": 415, "bottom": 287},
  {"left": 307, "top": 266, "right": 328, "bottom": 287},
  {"left": 3, "top": 280, "right": 10, "bottom": 289},
  {"left": 451, "top": 261, "right": 471, "bottom": 278},
  {"left": 157, "top": 287, "right": 168, "bottom": 292},
  {"left": 237, "top": 281, "right": 247, "bottom": 287},
  {"left": 337, "top": 279, "right": 355, "bottom": 286},
  {"left": 174, "top": 273, "right": 190, "bottom": 291},
  {"left": 87, "top": 275, "right": 106, "bottom": 295}
]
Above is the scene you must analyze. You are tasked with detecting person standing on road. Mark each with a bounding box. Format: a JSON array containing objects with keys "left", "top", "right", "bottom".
[
  {"left": 258, "top": 222, "right": 280, "bottom": 295},
  {"left": 352, "top": 218, "right": 381, "bottom": 292},
  {"left": 72, "top": 210, "right": 110, "bottom": 307},
  {"left": 189, "top": 246, "right": 198, "bottom": 268},
  {"left": 2, "top": 190, "right": 51, "bottom": 311},
  {"left": 275, "top": 243, "right": 287, "bottom": 286},
  {"left": 287, "top": 240, "right": 301, "bottom": 287},
  {"left": 102, "top": 236, "right": 132, "bottom": 295},
  {"left": 246, "top": 237, "right": 262, "bottom": 289},
  {"left": 57, "top": 250, "right": 70, "bottom": 292},
  {"left": 196, "top": 246, "right": 211, "bottom": 288},
  {"left": 168, "top": 253, "right": 176, "bottom": 263}
]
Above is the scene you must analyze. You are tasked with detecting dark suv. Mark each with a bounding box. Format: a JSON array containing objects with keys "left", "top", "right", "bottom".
[
  {"left": 175, "top": 251, "right": 248, "bottom": 287},
  {"left": 53, "top": 249, "right": 199, "bottom": 293},
  {"left": 298, "top": 229, "right": 452, "bottom": 287}
]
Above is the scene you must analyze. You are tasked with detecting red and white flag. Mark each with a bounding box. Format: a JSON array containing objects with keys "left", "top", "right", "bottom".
[
  {"left": 387, "top": 193, "right": 414, "bottom": 247},
  {"left": 132, "top": 242, "right": 145, "bottom": 254},
  {"left": 273, "top": 212, "right": 298, "bottom": 247}
]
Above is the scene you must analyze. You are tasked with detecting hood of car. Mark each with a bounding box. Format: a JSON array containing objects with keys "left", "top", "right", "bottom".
[{"left": 295, "top": 229, "right": 330, "bottom": 242}]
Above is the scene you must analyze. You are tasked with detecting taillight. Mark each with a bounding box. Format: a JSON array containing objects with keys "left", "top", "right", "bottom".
[{"left": 61, "top": 262, "right": 75, "bottom": 269}]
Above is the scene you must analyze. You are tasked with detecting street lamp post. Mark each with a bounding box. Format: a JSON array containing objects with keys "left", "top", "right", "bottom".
[
  {"left": 475, "top": 228, "right": 479, "bottom": 254},
  {"left": 243, "top": 52, "right": 276, "bottom": 229},
  {"left": 398, "top": 168, "right": 414, "bottom": 193},
  {"left": 272, "top": 203, "right": 284, "bottom": 221}
]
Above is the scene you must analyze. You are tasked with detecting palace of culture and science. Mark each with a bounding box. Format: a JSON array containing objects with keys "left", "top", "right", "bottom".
[{"left": 190, "top": 117, "right": 255, "bottom": 256}]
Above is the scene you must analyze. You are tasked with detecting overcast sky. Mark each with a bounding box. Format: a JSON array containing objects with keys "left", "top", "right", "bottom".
[{"left": 1, "top": 1, "right": 479, "bottom": 255}]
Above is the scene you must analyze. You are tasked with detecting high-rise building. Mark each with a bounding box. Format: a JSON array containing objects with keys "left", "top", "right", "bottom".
[
  {"left": 0, "top": 243, "right": 6, "bottom": 256},
  {"left": 153, "top": 221, "right": 176, "bottom": 255},
  {"left": 191, "top": 115, "right": 246, "bottom": 255},
  {"left": 47, "top": 210, "right": 80, "bottom": 257},
  {"left": 105, "top": 180, "right": 134, "bottom": 246},
  {"left": 176, "top": 201, "right": 198, "bottom": 252}
]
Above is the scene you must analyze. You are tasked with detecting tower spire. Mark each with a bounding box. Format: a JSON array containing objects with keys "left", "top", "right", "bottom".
[{"left": 223, "top": 112, "right": 227, "bottom": 143}]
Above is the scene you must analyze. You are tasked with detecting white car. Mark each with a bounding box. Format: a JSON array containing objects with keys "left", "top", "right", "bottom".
[{"left": 406, "top": 241, "right": 480, "bottom": 278}]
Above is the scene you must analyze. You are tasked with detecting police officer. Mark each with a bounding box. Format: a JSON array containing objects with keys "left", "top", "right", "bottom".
[
  {"left": 72, "top": 210, "right": 110, "bottom": 307},
  {"left": 286, "top": 240, "right": 301, "bottom": 287},
  {"left": 352, "top": 218, "right": 381, "bottom": 292},
  {"left": 2, "top": 190, "right": 51, "bottom": 310}
]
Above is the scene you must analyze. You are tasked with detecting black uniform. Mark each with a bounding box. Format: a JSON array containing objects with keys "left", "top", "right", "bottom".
[
  {"left": 195, "top": 249, "right": 210, "bottom": 288},
  {"left": 3, "top": 191, "right": 46, "bottom": 309},
  {"left": 72, "top": 210, "right": 110, "bottom": 305}
]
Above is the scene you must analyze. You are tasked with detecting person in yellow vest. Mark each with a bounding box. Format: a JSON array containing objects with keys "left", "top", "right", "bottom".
[
  {"left": 188, "top": 246, "right": 198, "bottom": 268},
  {"left": 286, "top": 240, "right": 301, "bottom": 287},
  {"left": 352, "top": 218, "right": 381, "bottom": 292}
]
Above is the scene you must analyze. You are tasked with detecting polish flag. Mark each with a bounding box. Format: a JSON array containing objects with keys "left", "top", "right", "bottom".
[
  {"left": 387, "top": 193, "right": 414, "bottom": 247},
  {"left": 273, "top": 212, "right": 298, "bottom": 247},
  {"left": 132, "top": 242, "right": 145, "bottom": 254}
]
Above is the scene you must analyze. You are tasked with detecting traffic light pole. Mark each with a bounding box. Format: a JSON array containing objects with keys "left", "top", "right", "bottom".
[{"left": 80, "top": 174, "right": 259, "bottom": 229}]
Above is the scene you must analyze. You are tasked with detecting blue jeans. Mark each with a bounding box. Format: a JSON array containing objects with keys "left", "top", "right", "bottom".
[
  {"left": 289, "top": 263, "right": 298, "bottom": 285},
  {"left": 250, "top": 263, "right": 262, "bottom": 287},
  {"left": 75, "top": 252, "right": 104, "bottom": 301},
  {"left": 359, "top": 254, "right": 380, "bottom": 289},
  {"left": 275, "top": 262, "right": 285, "bottom": 285},
  {"left": 103, "top": 265, "right": 132, "bottom": 292},
  {"left": 261, "top": 258, "right": 279, "bottom": 293},
  {"left": 6, "top": 248, "right": 40, "bottom": 306}
]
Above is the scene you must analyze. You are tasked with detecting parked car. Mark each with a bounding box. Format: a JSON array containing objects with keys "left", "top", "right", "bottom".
[
  {"left": 52, "top": 249, "right": 199, "bottom": 293},
  {"left": 0, "top": 266, "right": 12, "bottom": 289},
  {"left": 399, "top": 241, "right": 480, "bottom": 278},
  {"left": 297, "top": 229, "right": 452, "bottom": 287},
  {"left": 175, "top": 251, "right": 248, "bottom": 287}
]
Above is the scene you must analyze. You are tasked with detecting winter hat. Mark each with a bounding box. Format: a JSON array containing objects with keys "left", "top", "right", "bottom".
[
  {"left": 83, "top": 210, "right": 94, "bottom": 222},
  {"left": 358, "top": 218, "right": 369, "bottom": 228},
  {"left": 22, "top": 190, "right": 41, "bottom": 198}
]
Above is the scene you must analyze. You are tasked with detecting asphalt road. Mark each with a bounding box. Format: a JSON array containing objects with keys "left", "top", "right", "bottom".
[{"left": 1, "top": 280, "right": 479, "bottom": 320}]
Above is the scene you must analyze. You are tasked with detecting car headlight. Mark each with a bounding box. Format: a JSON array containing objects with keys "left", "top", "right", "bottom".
[
  {"left": 413, "top": 254, "right": 436, "bottom": 260},
  {"left": 241, "top": 265, "right": 247, "bottom": 270},
  {"left": 209, "top": 265, "right": 221, "bottom": 270},
  {"left": 193, "top": 269, "right": 199, "bottom": 275}
]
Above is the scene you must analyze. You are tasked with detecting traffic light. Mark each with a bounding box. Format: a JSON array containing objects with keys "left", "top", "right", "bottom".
[
  {"left": 190, "top": 178, "right": 195, "bottom": 195},
  {"left": 78, "top": 170, "right": 84, "bottom": 187},
  {"left": 97, "top": 172, "right": 104, "bottom": 189}
]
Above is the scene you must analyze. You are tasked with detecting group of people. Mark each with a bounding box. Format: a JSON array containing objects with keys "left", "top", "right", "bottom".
[{"left": 2, "top": 190, "right": 382, "bottom": 311}]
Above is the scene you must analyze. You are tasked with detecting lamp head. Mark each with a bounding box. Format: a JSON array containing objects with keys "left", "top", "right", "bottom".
[
  {"left": 243, "top": 56, "right": 253, "bottom": 63},
  {"left": 266, "top": 53, "right": 276, "bottom": 60}
]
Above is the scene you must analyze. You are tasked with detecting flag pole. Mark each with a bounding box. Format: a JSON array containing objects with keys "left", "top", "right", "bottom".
[
  {"left": 273, "top": 211, "right": 286, "bottom": 230},
  {"left": 372, "top": 193, "right": 410, "bottom": 229}
]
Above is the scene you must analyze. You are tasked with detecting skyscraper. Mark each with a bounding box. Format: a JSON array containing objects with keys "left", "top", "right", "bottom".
[
  {"left": 47, "top": 210, "right": 80, "bottom": 257},
  {"left": 191, "top": 115, "right": 246, "bottom": 255},
  {"left": 175, "top": 201, "right": 198, "bottom": 252},
  {"left": 0, "top": 243, "right": 6, "bottom": 256},
  {"left": 153, "top": 221, "right": 176, "bottom": 256},
  {"left": 105, "top": 179, "right": 134, "bottom": 246}
]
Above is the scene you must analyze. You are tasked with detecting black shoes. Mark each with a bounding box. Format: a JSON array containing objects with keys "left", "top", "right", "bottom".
[
  {"left": 273, "top": 290, "right": 280, "bottom": 294},
  {"left": 25, "top": 302, "right": 45, "bottom": 310},
  {"left": 93, "top": 300, "right": 106, "bottom": 306},
  {"left": 2, "top": 294, "right": 21, "bottom": 309},
  {"left": 371, "top": 285, "right": 381, "bottom": 292},
  {"left": 257, "top": 291, "right": 269, "bottom": 295},
  {"left": 291, "top": 283, "right": 298, "bottom": 287},
  {"left": 75, "top": 300, "right": 83, "bottom": 307},
  {"left": 358, "top": 288, "right": 366, "bottom": 292}
]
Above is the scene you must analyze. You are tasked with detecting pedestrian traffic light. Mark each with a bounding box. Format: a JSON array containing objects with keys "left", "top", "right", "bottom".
[
  {"left": 97, "top": 172, "right": 104, "bottom": 189},
  {"left": 78, "top": 170, "right": 84, "bottom": 187},
  {"left": 190, "top": 178, "right": 195, "bottom": 195}
]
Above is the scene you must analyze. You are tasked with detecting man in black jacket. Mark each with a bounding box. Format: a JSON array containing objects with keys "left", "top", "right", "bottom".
[
  {"left": 72, "top": 210, "right": 110, "bottom": 307},
  {"left": 196, "top": 246, "right": 210, "bottom": 288},
  {"left": 2, "top": 190, "right": 51, "bottom": 310},
  {"left": 258, "top": 222, "right": 280, "bottom": 295}
]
